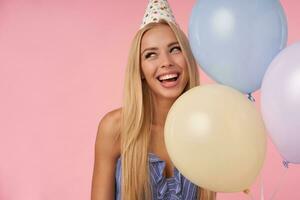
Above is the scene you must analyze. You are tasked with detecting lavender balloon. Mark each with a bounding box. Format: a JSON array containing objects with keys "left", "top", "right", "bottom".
[{"left": 261, "top": 42, "right": 300, "bottom": 164}]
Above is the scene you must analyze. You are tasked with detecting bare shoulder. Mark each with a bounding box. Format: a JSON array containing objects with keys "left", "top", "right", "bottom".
[
  {"left": 98, "top": 108, "right": 122, "bottom": 135},
  {"left": 91, "top": 108, "right": 122, "bottom": 199},
  {"left": 95, "top": 107, "right": 122, "bottom": 159}
]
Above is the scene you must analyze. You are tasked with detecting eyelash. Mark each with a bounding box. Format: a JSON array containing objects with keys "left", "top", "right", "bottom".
[
  {"left": 171, "top": 46, "right": 181, "bottom": 52},
  {"left": 145, "top": 52, "right": 155, "bottom": 59},
  {"left": 144, "top": 46, "right": 181, "bottom": 59}
]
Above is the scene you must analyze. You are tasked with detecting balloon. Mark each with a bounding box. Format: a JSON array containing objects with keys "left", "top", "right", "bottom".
[
  {"left": 261, "top": 42, "right": 300, "bottom": 164},
  {"left": 188, "top": 0, "right": 287, "bottom": 94},
  {"left": 165, "top": 84, "right": 267, "bottom": 192}
]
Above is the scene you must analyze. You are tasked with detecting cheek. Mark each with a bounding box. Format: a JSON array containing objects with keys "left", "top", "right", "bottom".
[
  {"left": 176, "top": 58, "right": 189, "bottom": 75},
  {"left": 174, "top": 54, "right": 188, "bottom": 68},
  {"left": 140, "top": 63, "right": 147, "bottom": 77},
  {"left": 141, "top": 63, "right": 156, "bottom": 79},
  {"left": 177, "top": 58, "right": 189, "bottom": 81}
]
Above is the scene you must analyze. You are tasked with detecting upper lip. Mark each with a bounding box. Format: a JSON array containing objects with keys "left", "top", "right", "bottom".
[{"left": 156, "top": 70, "right": 181, "bottom": 79}]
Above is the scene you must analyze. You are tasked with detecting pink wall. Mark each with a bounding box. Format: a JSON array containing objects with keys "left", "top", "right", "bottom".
[{"left": 0, "top": 0, "right": 299, "bottom": 199}]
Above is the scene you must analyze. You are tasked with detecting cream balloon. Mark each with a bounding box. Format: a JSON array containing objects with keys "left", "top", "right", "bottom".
[{"left": 165, "top": 84, "right": 267, "bottom": 192}]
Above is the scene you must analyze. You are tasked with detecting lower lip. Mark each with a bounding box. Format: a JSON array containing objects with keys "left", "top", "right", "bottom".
[{"left": 159, "top": 76, "right": 180, "bottom": 88}]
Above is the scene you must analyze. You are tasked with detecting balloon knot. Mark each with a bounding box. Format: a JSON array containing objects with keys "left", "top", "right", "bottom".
[
  {"left": 243, "top": 189, "right": 250, "bottom": 194},
  {"left": 247, "top": 93, "right": 255, "bottom": 102},
  {"left": 283, "top": 160, "right": 289, "bottom": 168}
]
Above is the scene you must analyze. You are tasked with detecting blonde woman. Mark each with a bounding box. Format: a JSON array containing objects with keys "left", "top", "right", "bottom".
[{"left": 91, "top": 1, "right": 217, "bottom": 199}]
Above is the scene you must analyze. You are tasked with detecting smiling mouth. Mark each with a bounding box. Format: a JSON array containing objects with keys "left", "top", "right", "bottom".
[
  {"left": 156, "top": 73, "right": 181, "bottom": 88},
  {"left": 157, "top": 76, "right": 178, "bottom": 82},
  {"left": 156, "top": 73, "right": 180, "bottom": 83}
]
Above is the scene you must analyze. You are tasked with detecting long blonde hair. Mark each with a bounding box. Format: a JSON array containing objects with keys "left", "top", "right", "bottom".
[{"left": 119, "top": 20, "right": 216, "bottom": 200}]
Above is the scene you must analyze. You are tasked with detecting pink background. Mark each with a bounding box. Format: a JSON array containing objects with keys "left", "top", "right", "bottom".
[{"left": 0, "top": 0, "right": 299, "bottom": 199}]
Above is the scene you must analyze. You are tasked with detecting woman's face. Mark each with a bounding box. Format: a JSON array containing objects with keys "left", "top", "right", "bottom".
[{"left": 140, "top": 24, "right": 189, "bottom": 101}]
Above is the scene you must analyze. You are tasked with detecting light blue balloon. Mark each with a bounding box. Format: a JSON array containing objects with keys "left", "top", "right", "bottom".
[{"left": 189, "top": 0, "right": 287, "bottom": 93}]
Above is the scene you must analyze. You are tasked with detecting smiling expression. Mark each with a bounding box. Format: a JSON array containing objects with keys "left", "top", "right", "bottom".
[{"left": 140, "top": 24, "right": 189, "bottom": 101}]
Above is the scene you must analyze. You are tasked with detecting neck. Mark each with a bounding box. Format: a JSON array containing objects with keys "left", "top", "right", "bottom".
[{"left": 151, "top": 94, "right": 176, "bottom": 128}]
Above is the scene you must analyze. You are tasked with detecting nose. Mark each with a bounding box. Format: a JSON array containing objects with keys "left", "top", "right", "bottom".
[{"left": 159, "top": 51, "right": 174, "bottom": 68}]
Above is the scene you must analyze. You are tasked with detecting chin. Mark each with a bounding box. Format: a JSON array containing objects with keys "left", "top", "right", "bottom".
[
  {"left": 148, "top": 79, "right": 188, "bottom": 100},
  {"left": 157, "top": 88, "right": 185, "bottom": 100}
]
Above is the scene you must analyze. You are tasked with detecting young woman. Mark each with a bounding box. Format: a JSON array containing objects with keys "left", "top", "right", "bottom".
[{"left": 91, "top": 1, "right": 217, "bottom": 200}]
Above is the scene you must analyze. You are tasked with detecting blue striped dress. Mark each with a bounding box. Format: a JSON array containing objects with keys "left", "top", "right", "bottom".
[{"left": 115, "top": 153, "right": 199, "bottom": 200}]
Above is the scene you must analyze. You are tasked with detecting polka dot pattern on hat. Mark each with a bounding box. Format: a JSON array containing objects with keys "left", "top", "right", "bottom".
[{"left": 140, "top": 0, "right": 177, "bottom": 29}]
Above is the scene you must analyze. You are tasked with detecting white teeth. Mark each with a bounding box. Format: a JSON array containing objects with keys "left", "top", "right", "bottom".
[{"left": 158, "top": 73, "right": 178, "bottom": 81}]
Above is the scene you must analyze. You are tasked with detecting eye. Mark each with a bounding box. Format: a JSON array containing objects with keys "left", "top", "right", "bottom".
[
  {"left": 145, "top": 52, "right": 156, "bottom": 59},
  {"left": 170, "top": 46, "right": 182, "bottom": 53}
]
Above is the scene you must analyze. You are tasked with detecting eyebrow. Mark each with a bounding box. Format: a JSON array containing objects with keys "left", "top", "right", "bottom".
[{"left": 141, "top": 41, "right": 179, "bottom": 55}]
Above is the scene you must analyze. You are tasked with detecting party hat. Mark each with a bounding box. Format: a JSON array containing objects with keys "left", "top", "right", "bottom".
[{"left": 140, "top": 0, "right": 177, "bottom": 29}]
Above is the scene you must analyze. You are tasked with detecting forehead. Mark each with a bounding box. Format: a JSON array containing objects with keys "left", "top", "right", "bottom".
[{"left": 141, "top": 25, "right": 177, "bottom": 50}]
